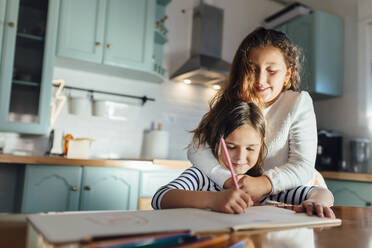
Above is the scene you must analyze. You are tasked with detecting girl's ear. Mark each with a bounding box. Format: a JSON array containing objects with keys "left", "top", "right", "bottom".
[
  {"left": 285, "top": 66, "right": 292, "bottom": 82},
  {"left": 283, "top": 67, "right": 293, "bottom": 89}
]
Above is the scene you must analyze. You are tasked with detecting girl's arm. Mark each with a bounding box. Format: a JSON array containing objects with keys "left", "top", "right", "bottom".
[
  {"left": 263, "top": 186, "right": 335, "bottom": 218},
  {"left": 264, "top": 91, "right": 317, "bottom": 193},
  {"left": 160, "top": 188, "right": 253, "bottom": 214},
  {"left": 187, "top": 144, "right": 231, "bottom": 188},
  {"left": 294, "top": 187, "right": 335, "bottom": 218},
  {"left": 151, "top": 167, "right": 253, "bottom": 214}
]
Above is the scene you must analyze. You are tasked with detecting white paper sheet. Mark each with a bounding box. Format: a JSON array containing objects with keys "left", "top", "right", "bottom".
[{"left": 27, "top": 206, "right": 341, "bottom": 244}]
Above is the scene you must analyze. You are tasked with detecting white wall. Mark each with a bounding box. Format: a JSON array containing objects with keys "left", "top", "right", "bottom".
[{"left": 45, "top": 0, "right": 282, "bottom": 160}]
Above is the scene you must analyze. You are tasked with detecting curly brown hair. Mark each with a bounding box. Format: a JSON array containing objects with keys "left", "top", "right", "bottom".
[{"left": 215, "top": 27, "right": 303, "bottom": 108}]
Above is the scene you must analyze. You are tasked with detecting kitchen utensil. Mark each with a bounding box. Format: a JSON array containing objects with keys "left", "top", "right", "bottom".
[
  {"left": 350, "top": 138, "right": 370, "bottom": 173},
  {"left": 48, "top": 129, "right": 64, "bottom": 155},
  {"left": 93, "top": 100, "right": 140, "bottom": 121},
  {"left": 69, "top": 97, "right": 92, "bottom": 116}
]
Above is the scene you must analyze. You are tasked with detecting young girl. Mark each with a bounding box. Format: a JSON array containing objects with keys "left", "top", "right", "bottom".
[
  {"left": 152, "top": 100, "right": 334, "bottom": 218},
  {"left": 188, "top": 27, "right": 323, "bottom": 202}
]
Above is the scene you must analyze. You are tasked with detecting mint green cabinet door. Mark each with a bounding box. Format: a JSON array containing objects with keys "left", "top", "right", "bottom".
[
  {"left": 280, "top": 11, "right": 343, "bottom": 99},
  {"left": 103, "top": 0, "right": 155, "bottom": 71},
  {"left": 56, "top": 0, "right": 105, "bottom": 63},
  {"left": 0, "top": 0, "right": 59, "bottom": 135},
  {"left": 286, "top": 14, "right": 314, "bottom": 94},
  {"left": 0, "top": 0, "right": 6, "bottom": 61},
  {"left": 325, "top": 179, "right": 372, "bottom": 208},
  {"left": 80, "top": 167, "right": 139, "bottom": 211},
  {"left": 21, "top": 165, "right": 82, "bottom": 213}
]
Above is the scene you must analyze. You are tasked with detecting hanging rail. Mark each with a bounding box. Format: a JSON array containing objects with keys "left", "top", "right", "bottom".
[{"left": 53, "top": 84, "right": 155, "bottom": 106}]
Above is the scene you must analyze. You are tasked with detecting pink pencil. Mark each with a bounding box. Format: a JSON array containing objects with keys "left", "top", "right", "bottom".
[{"left": 220, "top": 137, "right": 239, "bottom": 190}]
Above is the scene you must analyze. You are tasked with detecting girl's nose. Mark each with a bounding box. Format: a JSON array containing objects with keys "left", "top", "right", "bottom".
[
  {"left": 232, "top": 148, "right": 246, "bottom": 162},
  {"left": 256, "top": 70, "right": 266, "bottom": 85}
]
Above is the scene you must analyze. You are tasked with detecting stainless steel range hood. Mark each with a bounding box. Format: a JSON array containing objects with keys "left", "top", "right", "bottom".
[{"left": 170, "top": 3, "right": 230, "bottom": 87}]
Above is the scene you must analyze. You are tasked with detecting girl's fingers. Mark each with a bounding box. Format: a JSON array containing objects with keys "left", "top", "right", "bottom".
[
  {"left": 323, "top": 207, "right": 336, "bottom": 219},
  {"left": 240, "top": 192, "right": 254, "bottom": 206},
  {"left": 305, "top": 202, "right": 314, "bottom": 216},
  {"left": 314, "top": 203, "right": 324, "bottom": 218},
  {"left": 236, "top": 197, "right": 248, "bottom": 210},
  {"left": 230, "top": 203, "right": 244, "bottom": 214}
]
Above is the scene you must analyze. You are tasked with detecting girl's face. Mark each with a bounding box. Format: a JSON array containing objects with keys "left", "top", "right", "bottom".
[
  {"left": 222, "top": 124, "right": 262, "bottom": 175},
  {"left": 248, "top": 45, "right": 291, "bottom": 106}
]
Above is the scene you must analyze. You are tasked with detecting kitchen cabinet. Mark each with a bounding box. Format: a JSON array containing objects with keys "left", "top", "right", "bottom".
[
  {"left": 79, "top": 167, "right": 139, "bottom": 211},
  {"left": 0, "top": 0, "right": 6, "bottom": 60},
  {"left": 325, "top": 179, "right": 372, "bottom": 208},
  {"left": 21, "top": 165, "right": 82, "bottom": 213},
  {"left": 276, "top": 11, "right": 344, "bottom": 99},
  {"left": 56, "top": 0, "right": 169, "bottom": 82},
  {"left": 0, "top": 164, "right": 23, "bottom": 212},
  {"left": 0, "top": 0, "right": 59, "bottom": 134},
  {"left": 21, "top": 165, "right": 140, "bottom": 213}
]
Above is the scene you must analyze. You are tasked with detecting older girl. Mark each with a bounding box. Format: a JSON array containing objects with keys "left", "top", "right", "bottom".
[
  {"left": 188, "top": 27, "right": 322, "bottom": 201},
  {"left": 152, "top": 100, "right": 334, "bottom": 218}
]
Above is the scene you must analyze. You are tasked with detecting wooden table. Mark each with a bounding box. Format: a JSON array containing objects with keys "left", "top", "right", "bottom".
[{"left": 1, "top": 206, "right": 372, "bottom": 248}]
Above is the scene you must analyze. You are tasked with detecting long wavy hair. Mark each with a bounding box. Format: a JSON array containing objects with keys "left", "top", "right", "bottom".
[
  {"left": 215, "top": 27, "right": 303, "bottom": 108},
  {"left": 191, "top": 99, "right": 266, "bottom": 177}
]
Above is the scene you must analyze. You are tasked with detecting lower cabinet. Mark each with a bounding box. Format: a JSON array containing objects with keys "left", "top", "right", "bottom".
[
  {"left": 21, "top": 165, "right": 82, "bottom": 213},
  {"left": 79, "top": 167, "right": 139, "bottom": 211},
  {"left": 325, "top": 179, "right": 372, "bottom": 208},
  {"left": 21, "top": 165, "right": 140, "bottom": 213}
]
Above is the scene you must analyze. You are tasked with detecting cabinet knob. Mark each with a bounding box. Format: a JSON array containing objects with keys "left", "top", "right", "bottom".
[
  {"left": 84, "top": 186, "right": 91, "bottom": 191},
  {"left": 8, "top": 22, "right": 15, "bottom": 28},
  {"left": 95, "top": 41, "right": 101, "bottom": 46},
  {"left": 366, "top": 202, "right": 371, "bottom": 207},
  {"left": 107, "top": 44, "right": 112, "bottom": 49},
  {"left": 71, "top": 186, "right": 78, "bottom": 191}
]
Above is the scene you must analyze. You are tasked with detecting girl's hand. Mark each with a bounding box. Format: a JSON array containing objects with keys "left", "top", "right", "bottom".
[
  {"left": 224, "top": 175, "right": 272, "bottom": 202},
  {"left": 211, "top": 188, "right": 253, "bottom": 214},
  {"left": 293, "top": 200, "right": 336, "bottom": 219}
]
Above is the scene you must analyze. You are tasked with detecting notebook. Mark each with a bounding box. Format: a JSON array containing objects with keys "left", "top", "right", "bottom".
[{"left": 27, "top": 206, "right": 341, "bottom": 245}]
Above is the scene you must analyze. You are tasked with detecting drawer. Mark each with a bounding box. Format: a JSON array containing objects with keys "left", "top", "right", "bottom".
[{"left": 139, "top": 170, "right": 182, "bottom": 197}]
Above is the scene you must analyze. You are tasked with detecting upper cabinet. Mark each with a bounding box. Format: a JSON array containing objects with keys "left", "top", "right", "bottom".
[
  {"left": 56, "top": 0, "right": 170, "bottom": 83},
  {"left": 277, "top": 11, "right": 344, "bottom": 99},
  {"left": 0, "top": 0, "right": 59, "bottom": 135},
  {"left": 0, "top": 0, "right": 6, "bottom": 60}
]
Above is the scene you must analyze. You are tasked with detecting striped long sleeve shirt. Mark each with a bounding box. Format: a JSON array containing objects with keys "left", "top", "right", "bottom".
[{"left": 152, "top": 166, "right": 316, "bottom": 210}]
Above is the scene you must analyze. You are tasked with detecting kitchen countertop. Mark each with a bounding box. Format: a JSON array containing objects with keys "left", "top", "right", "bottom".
[
  {"left": 321, "top": 171, "right": 372, "bottom": 183},
  {"left": 1, "top": 154, "right": 371, "bottom": 182},
  {"left": 0, "top": 154, "right": 191, "bottom": 171}
]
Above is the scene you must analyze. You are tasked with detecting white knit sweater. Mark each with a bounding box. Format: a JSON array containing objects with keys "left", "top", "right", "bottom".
[{"left": 187, "top": 90, "right": 317, "bottom": 194}]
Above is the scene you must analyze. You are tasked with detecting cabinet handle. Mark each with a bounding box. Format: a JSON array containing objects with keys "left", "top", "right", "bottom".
[
  {"left": 71, "top": 186, "right": 78, "bottom": 191},
  {"left": 95, "top": 41, "right": 101, "bottom": 46},
  {"left": 84, "top": 186, "right": 91, "bottom": 191},
  {"left": 8, "top": 22, "right": 15, "bottom": 28},
  {"left": 107, "top": 44, "right": 112, "bottom": 49},
  {"left": 366, "top": 202, "right": 371, "bottom": 207}
]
